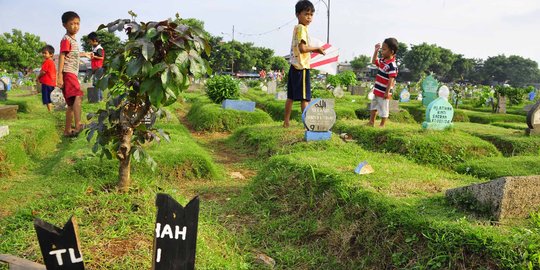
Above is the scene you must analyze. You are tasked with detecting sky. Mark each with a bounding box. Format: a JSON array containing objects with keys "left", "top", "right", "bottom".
[{"left": 1, "top": 0, "right": 540, "bottom": 65}]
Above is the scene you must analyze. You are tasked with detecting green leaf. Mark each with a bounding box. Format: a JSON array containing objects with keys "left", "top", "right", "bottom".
[
  {"left": 142, "top": 41, "right": 155, "bottom": 60},
  {"left": 161, "top": 67, "right": 171, "bottom": 86},
  {"left": 140, "top": 78, "right": 159, "bottom": 94},
  {"left": 149, "top": 84, "right": 165, "bottom": 107},
  {"left": 126, "top": 57, "right": 144, "bottom": 77},
  {"left": 142, "top": 61, "right": 153, "bottom": 76},
  {"left": 146, "top": 28, "right": 158, "bottom": 39},
  {"left": 150, "top": 62, "right": 167, "bottom": 77},
  {"left": 175, "top": 51, "right": 189, "bottom": 66}
]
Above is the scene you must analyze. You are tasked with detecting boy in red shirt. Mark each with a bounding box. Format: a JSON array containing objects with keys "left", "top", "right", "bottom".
[
  {"left": 57, "top": 11, "right": 91, "bottom": 137},
  {"left": 368, "top": 38, "right": 399, "bottom": 127},
  {"left": 88, "top": 32, "right": 105, "bottom": 101},
  {"left": 37, "top": 45, "right": 56, "bottom": 112}
]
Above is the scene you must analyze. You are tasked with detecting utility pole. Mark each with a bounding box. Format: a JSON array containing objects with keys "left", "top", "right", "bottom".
[
  {"left": 231, "top": 25, "right": 235, "bottom": 74},
  {"left": 327, "top": 0, "right": 330, "bottom": 44}
]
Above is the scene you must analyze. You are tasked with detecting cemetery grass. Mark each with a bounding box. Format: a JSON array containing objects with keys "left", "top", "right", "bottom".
[
  {"left": 0, "top": 92, "right": 253, "bottom": 269},
  {"left": 228, "top": 124, "right": 540, "bottom": 269}
]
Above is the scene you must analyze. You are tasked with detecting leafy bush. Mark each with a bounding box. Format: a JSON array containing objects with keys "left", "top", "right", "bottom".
[
  {"left": 312, "top": 89, "right": 334, "bottom": 98},
  {"left": 206, "top": 75, "right": 240, "bottom": 104},
  {"left": 245, "top": 79, "right": 260, "bottom": 88},
  {"left": 338, "top": 70, "right": 357, "bottom": 88}
]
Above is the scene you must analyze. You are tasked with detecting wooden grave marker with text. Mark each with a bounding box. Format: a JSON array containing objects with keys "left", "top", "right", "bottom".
[{"left": 34, "top": 217, "right": 84, "bottom": 270}]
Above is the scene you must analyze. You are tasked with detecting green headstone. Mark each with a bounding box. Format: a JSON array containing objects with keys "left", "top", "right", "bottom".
[
  {"left": 421, "top": 75, "right": 439, "bottom": 106},
  {"left": 422, "top": 97, "right": 454, "bottom": 130}
]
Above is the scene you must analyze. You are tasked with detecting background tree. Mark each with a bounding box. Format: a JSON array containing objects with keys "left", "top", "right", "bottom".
[
  {"left": 403, "top": 43, "right": 439, "bottom": 80},
  {"left": 0, "top": 29, "right": 45, "bottom": 72},
  {"left": 88, "top": 16, "right": 210, "bottom": 192},
  {"left": 350, "top": 55, "right": 370, "bottom": 71},
  {"left": 482, "top": 55, "right": 540, "bottom": 87},
  {"left": 268, "top": 56, "right": 288, "bottom": 71},
  {"left": 81, "top": 30, "right": 123, "bottom": 59},
  {"left": 396, "top": 42, "right": 409, "bottom": 68}
]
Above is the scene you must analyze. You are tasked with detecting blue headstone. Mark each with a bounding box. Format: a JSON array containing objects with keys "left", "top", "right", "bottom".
[
  {"left": 1, "top": 77, "right": 11, "bottom": 91},
  {"left": 222, "top": 99, "right": 256, "bottom": 112},
  {"left": 529, "top": 91, "right": 536, "bottom": 101},
  {"left": 399, "top": 88, "right": 410, "bottom": 102},
  {"left": 421, "top": 75, "right": 439, "bottom": 107}
]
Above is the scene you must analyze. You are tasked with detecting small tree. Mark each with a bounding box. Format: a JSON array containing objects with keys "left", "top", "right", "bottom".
[{"left": 87, "top": 15, "right": 211, "bottom": 192}]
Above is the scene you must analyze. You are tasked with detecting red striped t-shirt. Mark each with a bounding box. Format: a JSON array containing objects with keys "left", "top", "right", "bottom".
[{"left": 373, "top": 57, "right": 398, "bottom": 97}]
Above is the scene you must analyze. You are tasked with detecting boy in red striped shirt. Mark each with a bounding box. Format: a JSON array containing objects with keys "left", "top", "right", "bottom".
[{"left": 368, "top": 38, "right": 399, "bottom": 127}]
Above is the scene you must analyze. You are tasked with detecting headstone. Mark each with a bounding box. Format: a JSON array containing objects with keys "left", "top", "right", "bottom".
[
  {"left": 34, "top": 217, "right": 85, "bottom": 270},
  {"left": 399, "top": 88, "right": 410, "bottom": 102},
  {"left": 421, "top": 75, "right": 439, "bottom": 106},
  {"left": 529, "top": 91, "right": 536, "bottom": 101},
  {"left": 526, "top": 100, "right": 540, "bottom": 136},
  {"left": 367, "top": 91, "right": 374, "bottom": 100},
  {"left": 239, "top": 82, "right": 248, "bottom": 94},
  {"left": 349, "top": 85, "right": 367, "bottom": 96},
  {"left": 51, "top": 88, "right": 66, "bottom": 111},
  {"left": 446, "top": 176, "right": 540, "bottom": 221},
  {"left": 438, "top": 85, "right": 450, "bottom": 100},
  {"left": 302, "top": 98, "right": 336, "bottom": 141},
  {"left": 422, "top": 97, "right": 454, "bottom": 130},
  {"left": 267, "top": 81, "right": 277, "bottom": 94},
  {"left": 0, "top": 126, "right": 9, "bottom": 139},
  {"left": 261, "top": 85, "right": 268, "bottom": 92},
  {"left": 87, "top": 87, "right": 99, "bottom": 103},
  {"left": 0, "top": 105, "right": 18, "bottom": 120},
  {"left": 222, "top": 99, "right": 256, "bottom": 112},
  {"left": 332, "top": 86, "right": 344, "bottom": 98},
  {"left": 1, "top": 77, "right": 11, "bottom": 91},
  {"left": 275, "top": 91, "right": 287, "bottom": 101},
  {"left": 417, "top": 93, "right": 423, "bottom": 101},
  {"left": 153, "top": 194, "right": 199, "bottom": 270}
]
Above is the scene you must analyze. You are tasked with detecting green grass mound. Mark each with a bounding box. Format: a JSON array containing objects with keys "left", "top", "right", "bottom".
[
  {"left": 355, "top": 108, "right": 417, "bottom": 123},
  {"left": 0, "top": 108, "right": 60, "bottom": 177},
  {"left": 456, "top": 156, "right": 540, "bottom": 179},
  {"left": 490, "top": 121, "right": 528, "bottom": 130},
  {"left": 455, "top": 122, "right": 540, "bottom": 156},
  {"left": 235, "top": 139, "right": 540, "bottom": 269},
  {"left": 333, "top": 120, "right": 501, "bottom": 169},
  {"left": 462, "top": 109, "right": 526, "bottom": 124},
  {"left": 186, "top": 101, "right": 273, "bottom": 132}
]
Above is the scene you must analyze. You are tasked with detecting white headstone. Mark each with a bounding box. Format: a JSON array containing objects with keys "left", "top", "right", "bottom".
[
  {"left": 368, "top": 91, "right": 375, "bottom": 100},
  {"left": 50, "top": 88, "right": 66, "bottom": 110},
  {"left": 239, "top": 82, "right": 248, "bottom": 94},
  {"left": 267, "top": 81, "right": 277, "bottom": 94},
  {"left": 438, "top": 85, "right": 450, "bottom": 100},
  {"left": 0, "top": 125, "right": 9, "bottom": 139},
  {"left": 333, "top": 86, "right": 344, "bottom": 98},
  {"left": 275, "top": 91, "right": 287, "bottom": 101}
]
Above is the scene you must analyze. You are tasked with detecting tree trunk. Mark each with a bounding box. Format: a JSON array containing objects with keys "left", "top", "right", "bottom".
[{"left": 117, "top": 127, "right": 133, "bottom": 192}]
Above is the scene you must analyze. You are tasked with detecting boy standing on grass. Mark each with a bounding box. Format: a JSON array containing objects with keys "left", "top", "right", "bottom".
[
  {"left": 37, "top": 45, "right": 56, "bottom": 112},
  {"left": 283, "top": 0, "right": 325, "bottom": 128},
  {"left": 368, "top": 38, "right": 399, "bottom": 127},
  {"left": 57, "top": 11, "right": 91, "bottom": 137},
  {"left": 88, "top": 32, "right": 105, "bottom": 102}
]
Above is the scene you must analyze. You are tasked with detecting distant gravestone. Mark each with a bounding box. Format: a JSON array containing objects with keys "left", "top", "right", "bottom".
[
  {"left": 222, "top": 99, "right": 256, "bottom": 112},
  {"left": 399, "top": 88, "right": 410, "bottom": 102},
  {"left": 267, "top": 81, "right": 277, "bottom": 94},
  {"left": 0, "top": 105, "right": 18, "bottom": 120},
  {"left": 529, "top": 91, "right": 536, "bottom": 101},
  {"left": 333, "top": 86, "right": 344, "bottom": 98},
  {"left": 34, "top": 217, "right": 85, "bottom": 270},
  {"left": 1, "top": 77, "right": 11, "bottom": 91},
  {"left": 302, "top": 98, "right": 336, "bottom": 141},
  {"left": 51, "top": 88, "right": 66, "bottom": 111},
  {"left": 367, "top": 91, "right": 374, "bottom": 100},
  {"left": 421, "top": 75, "right": 439, "bottom": 106},
  {"left": 417, "top": 93, "right": 423, "bottom": 101},
  {"left": 438, "top": 85, "right": 450, "bottom": 100},
  {"left": 446, "top": 176, "right": 540, "bottom": 221},
  {"left": 0, "top": 125, "right": 8, "bottom": 139},
  {"left": 153, "top": 194, "right": 199, "bottom": 270},
  {"left": 239, "top": 82, "right": 249, "bottom": 94},
  {"left": 261, "top": 85, "right": 267, "bottom": 92},
  {"left": 275, "top": 91, "right": 287, "bottom": 101},
  {"left": 526, "top": 100, "right": 540, "bottom": 136},
  {"left": 350, "top": 85, "right": 366, "bottom": 96},
  {"left": 422, "top": 97, "right": 454, "bottom": 130}
]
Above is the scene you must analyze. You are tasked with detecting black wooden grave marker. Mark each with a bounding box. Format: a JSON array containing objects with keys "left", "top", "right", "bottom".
[
  {"left": 152, "top": 194, "right": 199, "bottom": 270},
  {"left": 33, "top": 217, "right": 84, "bottom": 270}
]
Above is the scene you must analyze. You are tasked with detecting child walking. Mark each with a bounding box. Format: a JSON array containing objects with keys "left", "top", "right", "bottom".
[
  {"left": 37, "top": 45, "right": 56, "bottom": 112},
  {"left": 368, "top": 38, "right": 399, "bottom": 127},
  {"left": 57, "top": 11, "right": 91, "bottom": 137},
  {"left": 283, "top": 0, "right": 325, "bottom": 128},
  {"left": 88, "top": 31, "right": 105, "bottom": 101}
]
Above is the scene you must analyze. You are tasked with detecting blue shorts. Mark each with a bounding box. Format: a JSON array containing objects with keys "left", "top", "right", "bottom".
[
  {"left": 287, "top": 65, "right": 311, "bottom": 101},
  {"left": 41, "top": 84, "right": 54, "bottom": 104}
]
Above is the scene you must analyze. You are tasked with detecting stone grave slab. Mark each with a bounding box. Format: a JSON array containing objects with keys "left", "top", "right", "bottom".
[
  {"left": 0, "top": 126, "right": 8, "bottom": 139},
  {"left": 275, "top": 91, "right": 287, "bottom": 101},
  {"left": 422, "top": 97, "right": 454, "bottom": 130},
  {"left": 0, "top": 105, "right": 18, "bottom": 120},
  {"left": 267, "top": 81, "right": 277, "bottom": 94},
  {"left": 446, "top": 176, "right": 540, "bottom": 221},
  {"left": 222, "top": 99, "right": 256, "bottom": 112},
  {"left": 350, "top": 85, "right": 367, "bottom": 96},
  {"left": 526, "top": 100, "right": 540, "bottom": 135},
  {"left": 302, "top": 98, "right": 336, "bottom": 141},
  {"left": 421, "top": 75, "right": 439, "bottom": 106}
]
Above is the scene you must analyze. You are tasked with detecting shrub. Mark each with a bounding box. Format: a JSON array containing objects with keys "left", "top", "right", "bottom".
[{"left": 206, "top": 75, "right": 240, "bottom": 104}]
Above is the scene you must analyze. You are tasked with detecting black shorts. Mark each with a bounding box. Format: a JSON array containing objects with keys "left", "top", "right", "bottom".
[
  {"left": 41, "top": 84, "right": 54, "bottom": 104},
  {"left": 287, "top": 65, "right": 311, "bottom": 101}
]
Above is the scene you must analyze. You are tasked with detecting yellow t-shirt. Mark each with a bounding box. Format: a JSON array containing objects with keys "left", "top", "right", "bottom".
[{"left": 290, "top": 24, "right": 310, "bottom": 70}]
